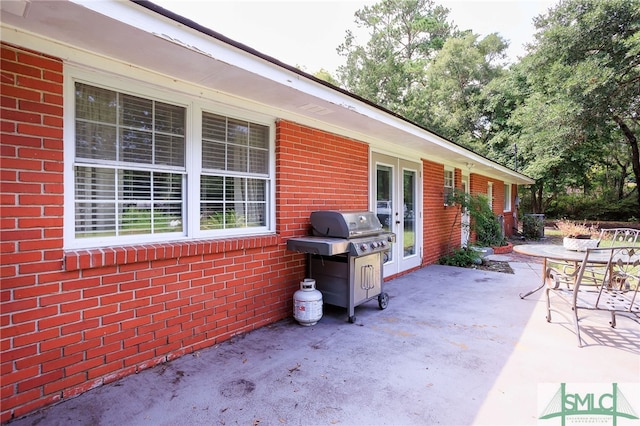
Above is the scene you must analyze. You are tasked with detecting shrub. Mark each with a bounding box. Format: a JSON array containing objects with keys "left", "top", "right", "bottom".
[
  {"left": 554, "top": 220, "right": 599, "bottom": 238},
  {"left": 446, "top": 190, "right": 506, "bottom": 248},
  {"left": 522, "top": 214, "right": 544, "bottom": 240},
  {"left": 545, "top": 193, "right": 637, "bottom": 221},
  {"left": 468, "top": 193, "right": 506, "bottom": 247},
  {"left": 438, "top": 247, "right": 481, "bottom": 267}
]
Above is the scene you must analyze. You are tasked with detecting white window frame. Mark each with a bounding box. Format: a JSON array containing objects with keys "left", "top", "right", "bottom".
[
  {"left": 64, "top": 67, "right": 275, "bottom": 250},
  {"left": 503, "top": 183, "right": 512, "bottom": 212},
  {"left": 443, "top": 167, "right": 454, "bottom": 206},
  {"left": 487, "top": 182, "right": 494, "bottom": 211}
]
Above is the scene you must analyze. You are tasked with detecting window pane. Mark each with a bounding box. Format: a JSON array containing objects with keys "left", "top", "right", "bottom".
[
  {"left": 155, "top": 173, "right": 183, "bottom": 201},
  {"left": 120, "top": 129, "right": 153, "bottom": 164},
  {"left": 249, "top": 148, "right": 268, "bottom": 174},
  {"left": 246, "top": 203, "right": 266, "bottom": 226},
  {"left": 444, "top": 170, "right": 454, "bottom": 188},
  {"left": 202, "top": 113, "right": 227, "bottom": 142},
  {"left": 75, "top": 202, "right": 116, "bottom": 237},
  {"left": 155, "top": 102, "right": 185, "bottom": 135},
  {"left": 200, "top": 204, "right": 224, "bottom": 230},
  {"left": 202, "top": 140, "right": 226, "bottom": 170},
  {"left": 228, "top": 118, "right": 248, "bottom": 146},
  {"left": 201, "top": 175, "right": 224, "bottom": 201},
  {"left": 202, "top": 113, "right": 227, "bottom": 170},
  {"left": 227, "top": 145, "right": 248, "bottom": 173},
  {"left": 249, "top": 123, "right": 268, "bottom": 148},
  {"left": 201, "top": 112, "right": 269, "bottom": 179},
  {"left": 199, "top": 175, "right": 266, "bottom": 230},
  {"left": 75, "top": 166, "right": 115, "bottom": 200},
  {"left": 119, "top": 205, "right": 152, "bottom": 235},
  {"left": 247, "top": 179, "right": 265, "bottom": 202},
  {"left": 153, "top": 203, "right": 183, "bottom": 233},
  {"left": 156, "top": 134, "right": 185, "bottom": 167},
  {"left": 75, "top": 83, "right": 116, "bottom": 123},
  {"left": 119, "top": 170, "right": 151, "bottom": 201},
  {"left": 120, "top": 94, "right": 152, "bottom": 130},
  {"left": 403, "top": 170, "right": 416, "bottom": 256},
  {"left": 225, "top": 176, "right": 245, "bottom": 202},
  {"left": 225, "top": 205, "right": 246, "bottom": 228},
  {"left": 75, "top": 121, "right": 117, "bottom": 161}
]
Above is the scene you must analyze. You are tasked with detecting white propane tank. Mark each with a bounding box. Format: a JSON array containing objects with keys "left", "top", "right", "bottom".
[{"left": 293, "top": 278, "right": 323, "bottom": 326}]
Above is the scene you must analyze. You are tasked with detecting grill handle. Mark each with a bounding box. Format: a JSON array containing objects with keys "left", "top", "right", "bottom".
[
  {"left": 311, "top": 226, "right": 331, "bottom": 237},
  {"left": 361, "top": 264, "right": 375, "bottom": 291}
]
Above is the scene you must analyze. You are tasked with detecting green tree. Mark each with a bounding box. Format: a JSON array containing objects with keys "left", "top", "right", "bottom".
[
  {"left": 509, "top": 0, "right": 640, "bottom": 213},
  {"left": 312, "top": 68, "right": 340, "bottom": 86},
  {"left": 336, "top": 0, "right": 453, "bottom": 112},
  {"left": 411, "top": 32, "right": 509, "bottom": 151}
]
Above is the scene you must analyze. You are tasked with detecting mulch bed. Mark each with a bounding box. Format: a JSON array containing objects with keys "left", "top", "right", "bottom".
[{"left": 473, "top": 260, "right": 515, "bottom": 274}]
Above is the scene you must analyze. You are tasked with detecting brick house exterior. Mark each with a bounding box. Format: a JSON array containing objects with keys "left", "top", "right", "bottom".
[{"left": 0, "top": 2, "right": 532, "bottom": 421}]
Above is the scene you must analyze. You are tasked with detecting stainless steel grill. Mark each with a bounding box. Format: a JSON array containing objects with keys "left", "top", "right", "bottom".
[{"left": 287, "top": 211, "right": 395, "bottom": 323}]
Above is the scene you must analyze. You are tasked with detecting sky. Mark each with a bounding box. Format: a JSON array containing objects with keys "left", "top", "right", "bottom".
[{"left": 152, "top": 0, "right": 558, "bottom": 74}]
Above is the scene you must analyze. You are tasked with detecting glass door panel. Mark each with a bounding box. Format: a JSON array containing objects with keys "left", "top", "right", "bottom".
[
  {"left": 403, "top": 169, "right": 416, "bottom": 257},
  {"left": 461, "top": 175, "right": 470, "bottom": 247},
  {"left": 376, "top": 164, "right": 393, "bottom": 264}
]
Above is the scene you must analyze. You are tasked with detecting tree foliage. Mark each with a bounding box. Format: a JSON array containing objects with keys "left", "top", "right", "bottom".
[
  {"left": 336, "top": 0, "right": 453, "bottom": 112},
  {"left": 332, "top": 0, "right": 640, "bottom": 219},
  {"left": 412, "top": 32, "right": 508, "bottom": 151},
  {"left": 506, "top": 0, "right": 640, "bottom": 213}
]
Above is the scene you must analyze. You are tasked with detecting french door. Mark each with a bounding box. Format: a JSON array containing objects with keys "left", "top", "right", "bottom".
[
  {"left": 461, "top": 174, "right": 470, "bottom": 247},
  {"left": 373, "top": 153, "right": 422, "bottom": 277}
]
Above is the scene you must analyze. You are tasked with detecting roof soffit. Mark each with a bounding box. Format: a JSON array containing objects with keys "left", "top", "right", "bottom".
[{"left": 0, "top": 0, "right": 533, "bottom": 184}]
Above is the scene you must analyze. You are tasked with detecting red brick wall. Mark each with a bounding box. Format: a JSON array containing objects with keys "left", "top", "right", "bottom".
[
  {"left": 0, "top": 43, "right": 370, "bottom": 422},
  {"left": 276, "top": 120, "right": 369, "bottom": 239},
  {"left": 422, "top": 160, "right": 460, "bottom": 265}
]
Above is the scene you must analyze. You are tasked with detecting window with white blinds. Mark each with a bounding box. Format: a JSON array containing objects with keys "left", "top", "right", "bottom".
[
  {"left": 443, "top": 168, "right": 454, "bottom": 205},
  {"left": 74, "top": 83, "right": 186, "bottom": 239},
  {"left": 200, "top": 112, "right": 269, "bottom": 230},
  {"left": 71, "top": 81, "right": 273, "bottom": 248}
]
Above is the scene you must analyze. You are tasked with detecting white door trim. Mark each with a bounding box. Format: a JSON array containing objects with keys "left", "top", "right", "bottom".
[{"left": 371, "top": 152, "right": 422, "bottom": 277}]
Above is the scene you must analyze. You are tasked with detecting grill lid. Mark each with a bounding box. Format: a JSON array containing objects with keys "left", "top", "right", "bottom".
[{"left": 310, "top": 211, "right": 383, "bottom": 239}]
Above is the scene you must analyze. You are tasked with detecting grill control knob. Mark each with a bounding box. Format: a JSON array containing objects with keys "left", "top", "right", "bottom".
[
  {"left": 371, "top": 242, "right": 378, "bottom": 248},
  {"left": 360, "top": 244, "right": 368, "bottom": 251}
]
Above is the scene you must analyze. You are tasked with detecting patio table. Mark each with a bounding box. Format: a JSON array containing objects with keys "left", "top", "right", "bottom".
[{"left": 513, "top": 244, "right": 613, "bottom": 299}]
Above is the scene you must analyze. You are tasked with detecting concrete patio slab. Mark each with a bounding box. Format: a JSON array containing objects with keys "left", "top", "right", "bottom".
[{"left": 8, "top": 261, "right": 639, "bottom": 426}]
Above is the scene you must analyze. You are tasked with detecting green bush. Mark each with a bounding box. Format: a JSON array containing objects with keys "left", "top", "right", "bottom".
[
  {"left": 541, "top": 194, "right": 637, "bottom": 221},
  {"left": 438, "top": 247, "right": 481, "bottom": 267},
  {"left": 522, "top": 214, "right": 544, "bottom": 240},
  {"left": 447, "top": 190, "right": 506, "bottom": 248},
  {"left": 468, "top": 193, "right": 505, "bottom": 247}
]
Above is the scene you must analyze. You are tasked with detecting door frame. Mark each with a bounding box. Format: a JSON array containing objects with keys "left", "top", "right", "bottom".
[{"left": 371, "top": 151, "right": 422, "bottom": 277}]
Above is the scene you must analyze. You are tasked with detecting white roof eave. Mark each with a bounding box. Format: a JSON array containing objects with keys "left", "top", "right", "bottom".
[{"left": 1, "top": 0, "right": 534, "bottom": 185}]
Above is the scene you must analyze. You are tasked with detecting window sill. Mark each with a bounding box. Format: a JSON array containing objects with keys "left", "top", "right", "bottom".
[{"left": 64, "top": 234, "right": 281, "bottom": 271}]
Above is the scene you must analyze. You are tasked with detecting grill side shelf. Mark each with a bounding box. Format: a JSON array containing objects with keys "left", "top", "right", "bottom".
[{"left": 286, "top": 237, "right": 350, "bottom": 256}]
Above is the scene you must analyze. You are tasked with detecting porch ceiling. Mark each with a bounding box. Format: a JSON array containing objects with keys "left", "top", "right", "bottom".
[{"left": 0, "top": 0, "right": 534, "bottom": 184}]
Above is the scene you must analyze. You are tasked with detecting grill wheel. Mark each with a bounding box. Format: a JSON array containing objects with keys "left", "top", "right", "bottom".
[{"left": 378, "top": 292, "right": 389, "bottom": 309}]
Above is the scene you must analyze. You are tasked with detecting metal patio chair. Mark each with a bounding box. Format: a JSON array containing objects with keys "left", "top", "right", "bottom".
[
  {"left": 545, "top": 246, "right": 640, "bottom": 347},
  {"left": 597, "top": 228, "right": 640, "bottom": 247},
  {"left": 565, "top": 228, "right": 640, "bottom": 288}
]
